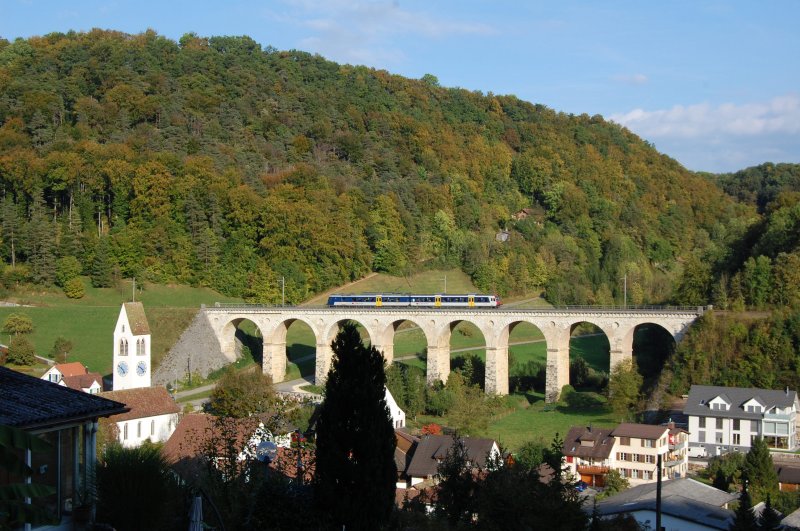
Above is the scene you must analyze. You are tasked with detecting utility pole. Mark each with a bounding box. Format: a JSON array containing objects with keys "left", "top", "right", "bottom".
[
  {"left": 280, "top": 276, "right": 285, "bottom": 306},
  {"left": 656, "top": 452, "right": 662, "bottom": 531},
  {"left": 442, "top": 275, "right": 447, "bottom": 294},
  {"left": 132, "top": 277, "right": 135, "bottom": 302},
  {"left": 623, "top": 273, "right": 627, "bottom": 308}
]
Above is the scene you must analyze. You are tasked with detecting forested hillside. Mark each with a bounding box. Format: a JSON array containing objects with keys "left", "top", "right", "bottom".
[{"left": 0, "top": 30, "right": 756, "bottom": 304}]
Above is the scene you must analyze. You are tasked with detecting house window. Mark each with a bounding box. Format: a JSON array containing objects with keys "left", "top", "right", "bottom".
[
  {"left": 716, "top": 432, "right": 723, "bottom": 444},
  {"left": 617, "top": 452, "right": 629, "bottom": 461},
  {"left": 733, "top": 433, "right": 741, "bottom": 445},
  {"left": 698, "top": 431, "right": 706, "bottom": 443},
  {"left": 631, "top": 454, "right": 640, "bottom": 462},
  {"left": 733, "top": 419, "right": 740, "bottom": 431},
  {"left": 631, "top": 469, "right": 639, "bottom": 479},
  {"left": 643, "top": 439, "right": 654, "bottom": 448},
  {"left": 716, "top": 418, "right": 724, "bottom": 430},
  {"left": 645, "top": 455, "right": 655, "bottom": 464},
  {"left": 123, "top": 423, "right": 128, "bottom": 440},
  {"left": 151, "top": 420, "right": 155, "bottom": 436},
  {"left": 643, "top": 471, "right": 651, "bottom": 480},
  {"left": 619, "top": 437, "right": 630, "bottom": 446}
]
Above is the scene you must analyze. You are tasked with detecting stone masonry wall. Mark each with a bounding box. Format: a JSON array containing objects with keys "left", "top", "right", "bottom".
[{"left": 153, "top": 310, "right": 232, "bottom": 386}]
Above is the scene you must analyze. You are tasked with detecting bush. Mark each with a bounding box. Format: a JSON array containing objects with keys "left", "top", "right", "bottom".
[
  {"left": 63, "top": 277, "right": 85, "bottom": 299},
  {"left": 55, "top": 256, "right": 81, "bottom": 287},
  {"left": 425, "top": 381, "right": 454, "bottom": 416},
  {"left": 96, "top": 443, "right": 187, "bottom": 531},
  {"left": 7, "top": 336, "right": 35, "bottom": 365}
]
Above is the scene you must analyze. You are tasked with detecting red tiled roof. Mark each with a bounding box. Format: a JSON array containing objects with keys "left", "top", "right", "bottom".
[
  {"left": 163, "top": 413, "right": 260, "bottom": 465},
  {"left": 54, "top": 362, "right": 88, "bottom": 377},
  {"left": 61, "top": 372, "right": 103, "bottom": 392},
  {"left": 100, "top": 387, "right": 180, "bottom": 422}
]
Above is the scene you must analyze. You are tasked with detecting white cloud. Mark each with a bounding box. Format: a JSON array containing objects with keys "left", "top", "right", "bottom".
[
  {"left": 269, "top": 0, "right": 494, "bottom": 66},
  {"left": 610, "top": 94, "right": 800, "bottom": 172},
  {"left": 610, "top": 94, "right": 800, "bottom": 138}
]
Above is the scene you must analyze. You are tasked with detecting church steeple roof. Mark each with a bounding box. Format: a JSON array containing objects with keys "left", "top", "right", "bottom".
[{"left": 124, "top": 302, "right": 151, "bottom": 335}]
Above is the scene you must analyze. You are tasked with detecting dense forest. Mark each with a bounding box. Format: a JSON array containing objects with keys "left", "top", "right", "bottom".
[{"left": 0, "top": 29, "right": 770, "bottom": 306}]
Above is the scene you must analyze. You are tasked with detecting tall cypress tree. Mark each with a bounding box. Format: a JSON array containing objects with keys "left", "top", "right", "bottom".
[
  {"left": 730, "top": 481, "right": 758, "bottom": 531},
  {"left": 314, "top": 322, "right": 396, "bottom": 529}
]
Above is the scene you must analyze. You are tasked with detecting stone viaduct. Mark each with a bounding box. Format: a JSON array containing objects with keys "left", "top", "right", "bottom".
[{"left": 156, "top": 305, "right": 706, "bottom": 402}]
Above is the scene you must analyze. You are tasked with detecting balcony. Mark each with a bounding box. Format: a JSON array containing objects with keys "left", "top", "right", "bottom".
[
  {"left": 669, "top": 440, "right": 688, "bottom": 451},
  {"left": 764, "top": 411, "right": 794, "bottom": 421},
  {"left": 577, "top": 465, "right": 610, "bottom": 475}
]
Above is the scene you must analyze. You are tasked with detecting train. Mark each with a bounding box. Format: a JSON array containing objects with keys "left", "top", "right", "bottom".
[{"left": 326, "top": 293, "right": 501, "bottom": 308}]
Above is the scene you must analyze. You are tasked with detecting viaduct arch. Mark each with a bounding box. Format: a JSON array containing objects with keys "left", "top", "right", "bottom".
[{"left": 157, "top": 305, "right": 706, "bottom": 403}]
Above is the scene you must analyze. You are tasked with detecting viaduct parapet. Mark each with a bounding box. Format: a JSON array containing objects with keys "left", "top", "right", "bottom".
[{"left": 154, "top": 305, "right": 706, "bottom": 402}]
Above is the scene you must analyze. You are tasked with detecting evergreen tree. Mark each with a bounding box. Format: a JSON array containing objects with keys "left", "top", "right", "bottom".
[
  {"left": 744, "top": 437, "right": 779, "bottom": 502},
  {"left": 91, "top": 236, "right": 114, "bottom": 287},
  {"left": 730, "top": 482, "right": 758, "bottom": 531},
  {"left": 314, "top": 322, "right": 396, "bottom": 530},
  {"left": 27, "top": 192, "right": 56, "bottom": 285},
  {"left": 758, "top": 494, "right": 782, "bottom": 531},
  {"left": 434, "top": 435, "right": 478, "bottom": 526}
]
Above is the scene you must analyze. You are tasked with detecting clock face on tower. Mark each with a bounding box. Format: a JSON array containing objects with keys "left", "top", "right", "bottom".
[
  {"left": 117, "top": 361, "right": 129, "bottom": 377},
  {"left": 136, "top": 360, "right": 147, "bottom": 376}
]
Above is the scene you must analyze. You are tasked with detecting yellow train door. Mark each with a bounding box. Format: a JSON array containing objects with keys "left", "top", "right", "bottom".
[
  {"left": 434, "top": 296, "right": 441, "bottom": 307},
  {"left": 376, "top": 295, "right": 382, "bottom": 307},
  {"left": 468, "top": 295, "right": 475, "bottom": 307}
]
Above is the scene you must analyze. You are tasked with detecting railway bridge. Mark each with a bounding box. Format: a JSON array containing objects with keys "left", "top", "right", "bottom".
[{"left": 159, "top": 305, "right": 707, "bottom": 402}]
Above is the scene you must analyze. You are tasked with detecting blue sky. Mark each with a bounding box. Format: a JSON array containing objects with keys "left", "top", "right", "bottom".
[{"left": 1, "top": 0, "right": 798, "bottom": 173}]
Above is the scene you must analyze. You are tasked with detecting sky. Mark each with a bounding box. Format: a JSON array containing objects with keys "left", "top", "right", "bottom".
[{"left": 1, "top": 0, "right": 799, "bottom": 173}]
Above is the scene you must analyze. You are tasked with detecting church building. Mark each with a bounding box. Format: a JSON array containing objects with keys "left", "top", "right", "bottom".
[{"left": 112, "top": 301, "right": 152, "bottom": 391}]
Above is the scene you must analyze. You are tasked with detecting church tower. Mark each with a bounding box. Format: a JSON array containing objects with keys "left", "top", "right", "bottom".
[{"left": 112, "top": 302, "right": 151, "bottom": 390}]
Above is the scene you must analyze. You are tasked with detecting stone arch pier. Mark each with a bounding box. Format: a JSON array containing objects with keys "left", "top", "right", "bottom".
[{"left": 156, "top": 305, "right": 707, "bottom": 402}]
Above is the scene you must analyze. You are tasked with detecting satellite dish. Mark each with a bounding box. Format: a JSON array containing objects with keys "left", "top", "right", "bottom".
[{"left": 256, "top": 441, "right": 278, "bottom": 463}]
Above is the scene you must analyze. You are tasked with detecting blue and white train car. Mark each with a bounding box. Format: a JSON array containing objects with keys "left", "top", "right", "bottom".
[{"left": 326, "top": 293, "right": 501, "bottom": 308}]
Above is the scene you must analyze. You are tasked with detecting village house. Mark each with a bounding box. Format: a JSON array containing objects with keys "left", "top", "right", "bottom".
[
  {"left": 99, "top": 386, "right": 180, "bottom": 448},
  {"left": 0, "top": 366, "right": 127, "bottom": 529},
  {"left": 405, "top": 434, "right": 499, "bottom": 487},
  {"left": 611, "top": 423, "right": 689, "bottom": 485},
  {"left": 592, "top": 477, "right": 737, "bottom": 530},
  {"left": 564, "top": 422, "right": 688, "bottom": 487},
  {"left": 41, "top": 361, "right": 103, "bottom": 394},
  {"left": 683, "top": 385, "right": 799, "bottom": 455},
  {"left": 563, "top": 425, "right": 617, "bottom": 488}
]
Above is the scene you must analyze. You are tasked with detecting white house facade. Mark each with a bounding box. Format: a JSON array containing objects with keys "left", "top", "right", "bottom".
[
  {"left": 684, "top": 385, "right": 799, "bottom": 455},
  {"left": 385, "top": 388, "right": 406, "bottom": 428},
  {"left": 112, "top": 302, "right": 152, "bottom": 391},
  {"left": 100, "top": 387, "right": 180, "bottom": 448}
]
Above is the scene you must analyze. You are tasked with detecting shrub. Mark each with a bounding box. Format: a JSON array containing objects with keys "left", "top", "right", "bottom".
[
  {"left": 7, "top": 336, "right": 35, "bottom": 365},
  {"left": 63, "top": 277, "right": 85, "bottom": 299},
  {"left": 55, "top": 256, "right": 81, "bottom": 287},
  {"left": 96, "top": 443, "right": 187, "bottom": 531}
]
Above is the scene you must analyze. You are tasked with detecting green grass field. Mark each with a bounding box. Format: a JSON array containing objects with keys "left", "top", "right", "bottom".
[{"left": 0, "top": 279, "right": 242, "bottom": 376}]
